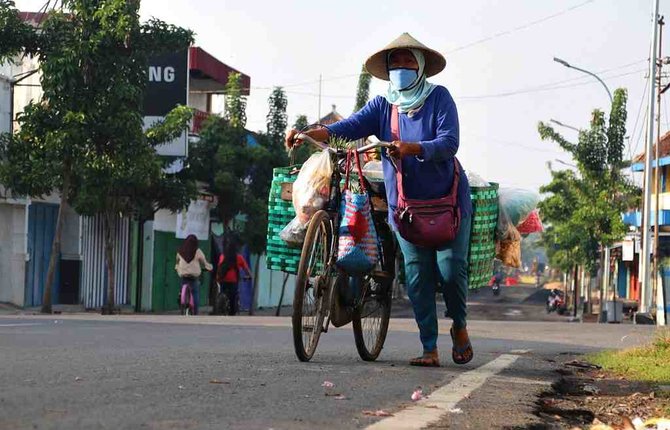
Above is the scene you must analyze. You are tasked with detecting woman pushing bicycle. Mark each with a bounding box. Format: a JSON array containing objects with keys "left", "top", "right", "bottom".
[{"left": 286, "top": 33, "right": 473, "bottom": 367}]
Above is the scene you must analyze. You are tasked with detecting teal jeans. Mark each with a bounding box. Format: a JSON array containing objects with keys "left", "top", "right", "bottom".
[{"left": 395, "top": 214, "right": 471, "bottom": 352}]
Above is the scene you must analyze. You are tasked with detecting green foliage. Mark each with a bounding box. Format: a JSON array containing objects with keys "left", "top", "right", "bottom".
[
  {"left": 537, "top": 88, "right": 640, "bottom": 272},
  {"left": 224, "top": 72, "right": 247, "bottom": 129},
  {"left": 0, "top": 1, "right": 39, "bottom": 61},
  {"left": 354, "top": 64, "right": 371, "bottom": 113},
  {"left": 0, "top": 0, "right": 195, "bottom": 310},
  {"left": 294, "top": 115, "right": 309, "bottom": 131},
  {"left": 588, "top": 329, "right": 670, "bottom": 384},
  {"left": 190, "top": 86, "right": 288, "bottom": 254},
  {"left": 266, "top": 87, "right": 287, "bottom": 147},
  {"left": 190, "top": 73, "right": 251, "bottom": 229},
  {"left": 291, "top": 114, "right": 314, "bottom": 164}
]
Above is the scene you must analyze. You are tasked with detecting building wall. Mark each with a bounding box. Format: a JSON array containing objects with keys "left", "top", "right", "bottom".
[
  {"left": 0, "top": 73, "right": 10, "bottom": 134},
  {"left": 251, "top": 254, "right": 296, "bottom": 308},
  {"left": 140, "top": 221, "right": 155, "bottom": 312},
  {"left": 188, "top": 91, "right": 208, "bottom": 112},
  {"left": 0, "top": 203, "right": 27, "bottom": 305},
  {"left": 153, "top": 208, "right": 178, "bottom": 233},
  {"left": 60, "top": 203, "right": 81, "bottom": 259},
  {"left": 9, "top": 56, "right": 42, "bottom": 131},
  {"left": 80, "top": 215, "right": 131, "bottom": 309}
]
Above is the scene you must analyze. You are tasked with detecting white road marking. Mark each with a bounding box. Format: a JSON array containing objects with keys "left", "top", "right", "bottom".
[
  {"left": 0, "top": 323, "right": 43, "bottom": 327},
  {"left": 510, "top": 349, "right": 532, "bottom": 354},
  {"left": 491, "top": 375, "right": 552, "bottom": 387},
  {"left": 365, "top": 354, "right": 519, "bottom": 430}
]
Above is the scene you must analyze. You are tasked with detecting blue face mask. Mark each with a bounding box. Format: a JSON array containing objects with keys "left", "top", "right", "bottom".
[{"left": 389, "top": 68, "right": 418, "bottom": 91}]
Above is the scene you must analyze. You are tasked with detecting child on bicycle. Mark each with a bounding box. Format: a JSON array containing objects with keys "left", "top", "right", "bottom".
[
  {"left": 216, "top": 239, "right": 252, "bottom": 315},
  {"left": 175, "top": 234, "right": 213, "bottom": 315}
]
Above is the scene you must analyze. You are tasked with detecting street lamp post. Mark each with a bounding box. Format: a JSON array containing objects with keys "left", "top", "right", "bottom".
[
  {"left": 553, "top": 57, "right": 614, "bottom": 322},
  {"left": 553, "top": 57, "right": 614, "bottom": 104},
  {"left": 549, "top": 119, "right": 580, "bottom": 132}
]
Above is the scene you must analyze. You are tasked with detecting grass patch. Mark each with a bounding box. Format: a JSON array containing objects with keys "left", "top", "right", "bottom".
[{"left": 588, "top": 329, "right": 670, "bottom": 385}]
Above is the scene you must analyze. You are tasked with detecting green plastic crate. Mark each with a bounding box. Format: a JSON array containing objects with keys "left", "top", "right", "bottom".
[
  {"left": 265, "top": 165, "right": 302, "bottom": 274},
  {"left": 468, "top": 183, "right": 499, "bottom": 290}
]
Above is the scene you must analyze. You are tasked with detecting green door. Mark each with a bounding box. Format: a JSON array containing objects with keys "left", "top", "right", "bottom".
[{"left": 152, "top": 231, "right": 211, "bottom": 312}]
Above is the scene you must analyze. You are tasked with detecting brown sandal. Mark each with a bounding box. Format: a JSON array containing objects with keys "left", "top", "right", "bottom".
[
  {"left": 409, "top": 350, "right": 440, "bottom": 367},
  {"left": 450, "top": 328, "right": 474, "bottom": 365}
]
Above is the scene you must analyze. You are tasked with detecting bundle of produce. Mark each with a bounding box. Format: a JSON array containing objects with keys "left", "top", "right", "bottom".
[
  {"left": 279, "top": 150, "right": 333, "bottom": 244},
  {"left": 495, "top": 188, "right": 540, "bottom": 268}
]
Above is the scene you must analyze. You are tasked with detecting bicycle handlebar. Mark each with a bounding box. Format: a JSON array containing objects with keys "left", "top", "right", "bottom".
[{"left": 293, "top": 133, "right": 393, "bottom": 154}]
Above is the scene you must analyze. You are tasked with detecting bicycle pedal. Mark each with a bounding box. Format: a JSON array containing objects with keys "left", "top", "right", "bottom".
[{"left": 371, "top": 270, "right": 392, "bottom": 285}]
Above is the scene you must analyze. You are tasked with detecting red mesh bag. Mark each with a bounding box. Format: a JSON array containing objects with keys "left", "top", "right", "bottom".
[{"left": 516, "top": 210, "right": 543, "bottom": 234}]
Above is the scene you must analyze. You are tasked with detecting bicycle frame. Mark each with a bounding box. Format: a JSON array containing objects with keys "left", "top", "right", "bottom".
[{"left": 293, "top": 134, "right": 395, "bottom": 332}]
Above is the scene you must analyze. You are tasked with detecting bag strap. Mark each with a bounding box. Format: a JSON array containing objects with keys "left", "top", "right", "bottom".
[
  {"left": 390, "top": 105, "right": 409, "bottom": 200},
  {"left": 344, "top": 149, "right": 352, "bottom": 191},
  {"left": 391, "top": 104, "right": 400, "bottom": 141},
  {"left": 353, "top": 150, "right": 367, "bottom": 193},
  {"left": 390, "top": 104, "right": 460, "bottom": 201}
]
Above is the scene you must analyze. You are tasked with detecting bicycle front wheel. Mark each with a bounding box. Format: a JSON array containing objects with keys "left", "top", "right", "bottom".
[
  {"left": 352, "top": 226, "right": 395, "bottom": 361},
  {"left": 292, "top": 210, "right": 333, "bottom": 362}
]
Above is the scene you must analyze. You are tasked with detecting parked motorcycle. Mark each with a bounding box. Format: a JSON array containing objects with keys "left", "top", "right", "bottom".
[
  {"left": 546, "top": 289, "right": 567, "bottom": 315},
  {"left": 492, "top": 282, "right": 501, "bottom": 296}
]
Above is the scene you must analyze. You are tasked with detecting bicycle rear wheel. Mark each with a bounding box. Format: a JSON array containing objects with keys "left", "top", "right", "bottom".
[{"left": 292, "top": 210, "right": 333, "bottom": 362}]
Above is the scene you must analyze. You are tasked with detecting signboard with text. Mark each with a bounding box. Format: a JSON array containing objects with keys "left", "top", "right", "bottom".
[
  {"left": 143, "top": 49, "right": 189, "bottom": 157},
  {"left": 175, "top": 199, "right": 210, "bottom": 240}
]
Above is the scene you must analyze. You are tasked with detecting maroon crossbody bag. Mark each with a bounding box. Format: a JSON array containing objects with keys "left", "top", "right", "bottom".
[{"left": 390, "top": 104, "right": 461, "bottom": 248}]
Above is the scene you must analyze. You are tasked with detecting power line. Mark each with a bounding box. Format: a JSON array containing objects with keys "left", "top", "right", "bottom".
[
  {"left": 457, "top": 68, "right": 646, "bottom": 101},
  {"left": 245, "top": 60, "right": 647, "bottom": 101},
  {"left": 628, "top": 75, "right": 650, "bottom": 161},
  {"left": 464, "top": 134, "right": 564, "bottom": 154},
  {"left": 449, "top": 0, "right": 597, "bottom": 53},
  {"left": 266, "top": 1, "right": 600, "bottom": 89}
]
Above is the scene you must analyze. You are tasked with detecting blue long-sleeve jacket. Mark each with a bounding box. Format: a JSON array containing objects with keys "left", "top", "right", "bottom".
[{"left": 326, "top": 85, "right": 472, "bottom": 229}]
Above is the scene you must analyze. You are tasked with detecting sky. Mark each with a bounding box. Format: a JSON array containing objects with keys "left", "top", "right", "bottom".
[{"left": 15, "top": 0, "right": 670, "bottom": 191}]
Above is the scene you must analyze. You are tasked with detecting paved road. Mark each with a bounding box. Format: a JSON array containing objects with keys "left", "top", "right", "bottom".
[{"left": 0, "top": 310, "right": 657, "bottom": 430}]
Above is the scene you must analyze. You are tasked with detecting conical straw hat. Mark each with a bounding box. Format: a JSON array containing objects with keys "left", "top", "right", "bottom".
[{"left": 364, "top": 32, "right": 446, "bottom": 81}]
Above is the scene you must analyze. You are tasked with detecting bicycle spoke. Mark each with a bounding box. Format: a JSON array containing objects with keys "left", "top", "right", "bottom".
[{"left": 301, "top": 219, "right": 329, "bottom": 354}]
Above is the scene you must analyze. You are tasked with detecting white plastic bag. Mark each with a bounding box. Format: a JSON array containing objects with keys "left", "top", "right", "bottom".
[
  {"left": 279, "top": 217, "right": 308, "bottom": 247},
  {"left": 496, "top": 188, "right": 540, "bottom": 239},
  {"left": 292, "top": 149, "right": 333, "bottom": 225},
  {"left": 362, "top": 160, "right": 384, "bottom": 181},
  {"left": 498, "top": 188, "right": 540, "bottom": 226},
  {"left": 466, "top": 170, "right": 490, "bottom": 187}
]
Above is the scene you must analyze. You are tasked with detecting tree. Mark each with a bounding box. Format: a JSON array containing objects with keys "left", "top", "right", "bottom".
[
  {"left": 190, "top": 73, "right": 250, "bottom": 229},
  {"left": 0, "top": 0, "right": 195, "bottom": 314},
  {"left": 294, "top": 115, "right": 309, "bottom": 131},
  {"left": 537, "top": 88, "right": 639, "bottom": 274},
  {"left": 224, "top": 72, "right": 247, "bottom": 129},
  {"left": 291, "top": 114, "right": 314, "bottom": 164},
  {"left": 266, "top": 87, "right": 287, "bottom": 147},
  {"left": 353, "top": 64, "right": 371, "bottom": 113}
]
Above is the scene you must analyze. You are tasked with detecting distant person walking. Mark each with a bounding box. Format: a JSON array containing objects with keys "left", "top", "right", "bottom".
[
  {"left": 175, "top": 234, "right": 213, "bottom": 315},
  {"left": 216, "top": 239, "right": 252, "bottom": 315}
]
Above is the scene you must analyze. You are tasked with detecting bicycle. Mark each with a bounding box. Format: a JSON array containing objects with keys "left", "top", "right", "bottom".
[
  {"left": 179, "top": 279, "right": 196, "bottom": 316},
  {"left": 290, "top": 134, "right": 396, "bottom": 362},
  {"left": 215, "top": 277, "right": 251, "bottom": 315}
]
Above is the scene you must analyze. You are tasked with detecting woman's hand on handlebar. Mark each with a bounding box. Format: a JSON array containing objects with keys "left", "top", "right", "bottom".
[
  {"left": 388, "top": 140, "right": 422, "bottom": 159},
  {"left": 284, "top": 127, "right": 330, "bottom": 150}
]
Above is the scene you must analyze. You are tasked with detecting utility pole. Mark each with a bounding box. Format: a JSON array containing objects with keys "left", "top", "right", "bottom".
[
  {"left": 653, "top": 16, "right": 665, "bottom": 318},
  {"left": 640, "top": 0, "right": 661, "bottom": 316}
]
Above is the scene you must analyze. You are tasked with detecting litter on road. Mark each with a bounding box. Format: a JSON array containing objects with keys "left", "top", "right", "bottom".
[
  {"left": 411, "top": 389, "right": 424, "bottom": 401},
  {"left": 363, "top": 410, "right": 394, "bottom": 417}
]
